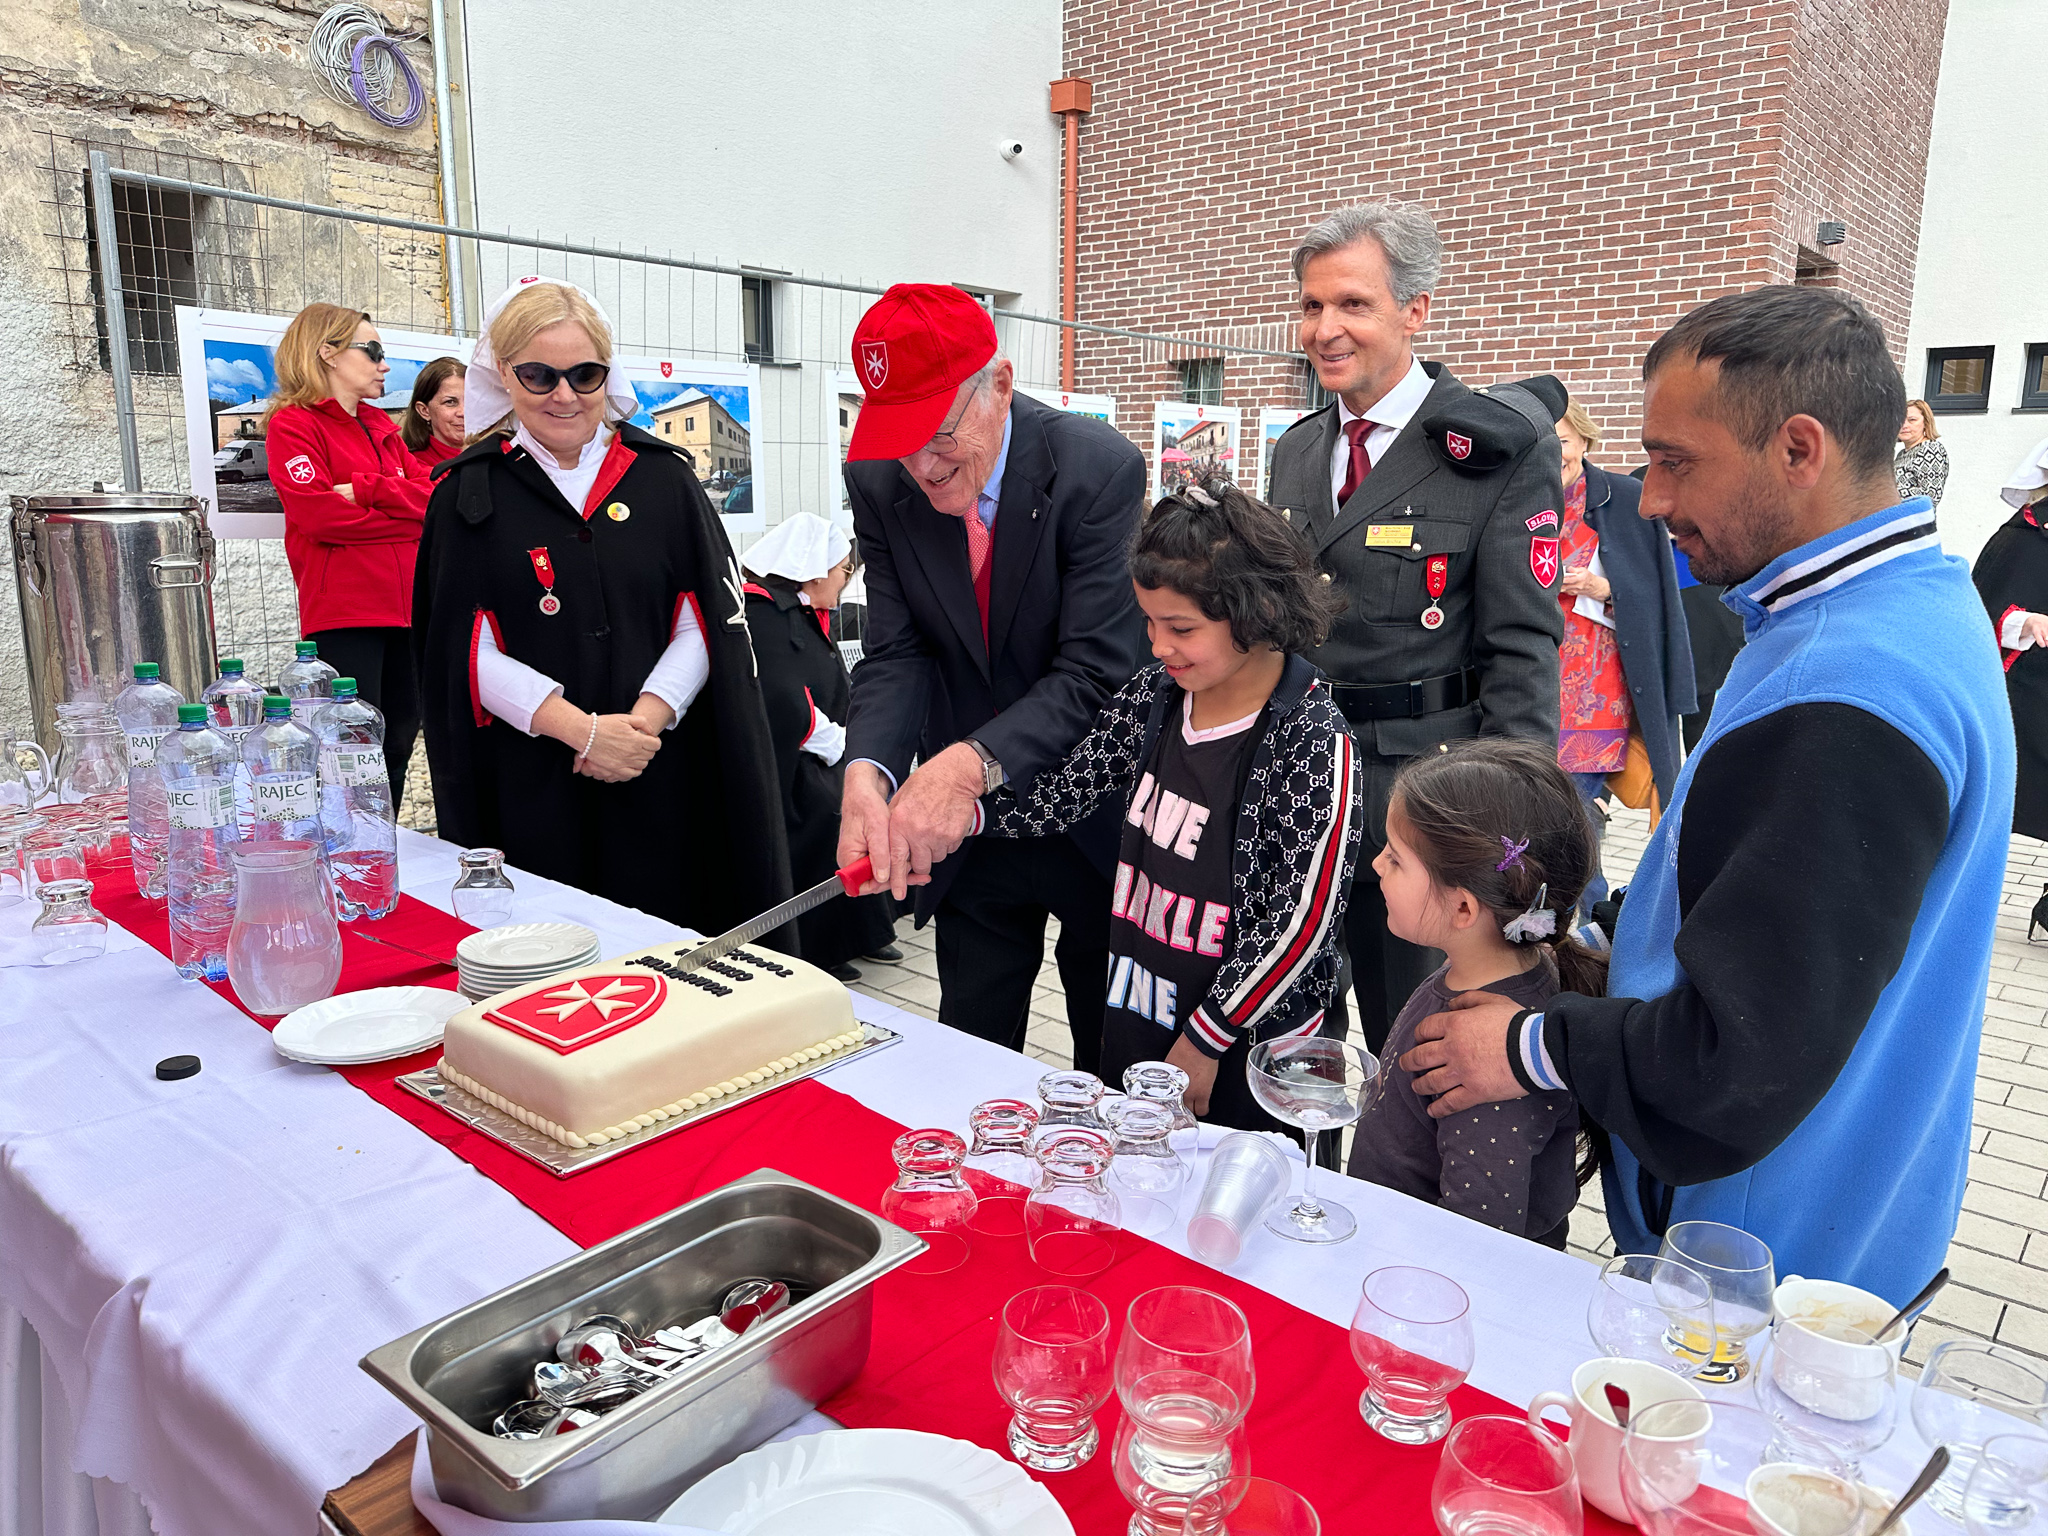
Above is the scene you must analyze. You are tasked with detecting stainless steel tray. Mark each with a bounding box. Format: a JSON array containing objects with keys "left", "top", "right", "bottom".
[{"left": 396, "top": 1019, "right": 901, "bottom": 1177}]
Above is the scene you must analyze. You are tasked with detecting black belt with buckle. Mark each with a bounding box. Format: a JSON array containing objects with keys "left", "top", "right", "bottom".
[{"left": 1330, "top": 668, "right": 1482, "bottom": 722}]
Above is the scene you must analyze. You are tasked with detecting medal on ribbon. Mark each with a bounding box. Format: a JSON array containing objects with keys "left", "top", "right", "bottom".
[
  {"left": 528, "top": 547, "right": 561, "bottom": 616},
  {"left": 1421, "top": 553, "right": 1448, "bottom": 630}
]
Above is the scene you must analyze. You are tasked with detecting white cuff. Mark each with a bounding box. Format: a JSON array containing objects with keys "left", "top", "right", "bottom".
[
  {"left": 849, "top": 758, "right": 899, "bottom": 794},
  {"left": 802, "top": 717, "right": 847, "bottom": 766},
  {"left": 640, "top": 598, "right": 711, "bottom": 728},
  {"left": 475, "top": 624, "right": 565, "bottom": 736},
  {"left": 2002, "top": 610, "right": 2037, "bottom": 652}
]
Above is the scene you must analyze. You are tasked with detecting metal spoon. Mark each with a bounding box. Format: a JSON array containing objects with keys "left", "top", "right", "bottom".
[
  {"left": 1867, "top": 1445, "right": 1949, "bottom": 1536},
  {"left": 719, "top": 1278, "right": 791, "bottom": 1335},
  {"left": 1605, "top": 1382, "right": 1632, "bottom": 1429},
  {"left": 492, "top": 1398, "right": 560, "bottom": 1439},
  {"left": 1877, "top": 1268, "right": 1950, "bottom": 1344}
]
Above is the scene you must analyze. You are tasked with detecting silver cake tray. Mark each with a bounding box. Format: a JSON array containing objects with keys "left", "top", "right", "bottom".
[{"left": 395, "top": 1019, "right": 903, "bottom": 1177}]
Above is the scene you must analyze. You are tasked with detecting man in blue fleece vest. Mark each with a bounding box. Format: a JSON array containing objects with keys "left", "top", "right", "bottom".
[{"left": 1401, "top": 285, "right": 2014, "bottom": 1304}]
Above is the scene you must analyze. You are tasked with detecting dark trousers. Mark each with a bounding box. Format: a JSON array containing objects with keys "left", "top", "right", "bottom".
[
  {"left": 306, "top": 626, "right": 420, "bottom": 814},
  {"left": 1338, "top": 747, "right": 1439, "bottom": 1057},
  {"left": 934, "top": 835, "right": 1110, "bottom": 1076}
]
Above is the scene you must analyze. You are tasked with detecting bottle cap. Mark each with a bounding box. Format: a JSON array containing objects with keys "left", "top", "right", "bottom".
[
  {"left": 220, "top": 658, "right": 244, "bottom": 674},
  {"left": 156, "top": 1055, "right": 201, "bottom": 1081},
  {"left": 177, "top": 703, "right": 207, "bottom": 724},
  {"left": 134, "top": 661, "right": 160, "bottom": 680},
  {"left": 295, "top": 641, "right": 318, "bottom": 659},
  {"left": 262, "top": 694, "right": 291, "bottom": 717},
  {"left": 333, "top": 677, "right": 358, "bottom": 696}
]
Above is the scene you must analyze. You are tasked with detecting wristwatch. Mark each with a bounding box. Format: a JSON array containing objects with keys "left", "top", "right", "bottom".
[{"left": 964, "top": 738, "right": 1006, "bottom": 794}]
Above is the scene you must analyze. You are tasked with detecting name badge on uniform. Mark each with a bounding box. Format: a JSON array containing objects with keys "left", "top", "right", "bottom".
[{"left": 1365, "top": 524, "right": 1412, "bottom": 548}]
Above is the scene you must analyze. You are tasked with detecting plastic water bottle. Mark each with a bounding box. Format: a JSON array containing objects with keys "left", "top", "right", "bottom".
[
  {"left": 278, "top": 640, "right": 338, "bottom": 730},
  {"left": 202, "top": 658, "right": 266, "bottom": 834},
  {"left": 113, "top": 661, "right": 184, "bottom": 899},
  {"left": 243, "top": 695, "right": 328, "bottom": 863},
  {"left": 317, "top": 677, "right": 398, "bottom": 920},
  {"left": 159, "top": 703, "right": 239, "bottom": 981}
]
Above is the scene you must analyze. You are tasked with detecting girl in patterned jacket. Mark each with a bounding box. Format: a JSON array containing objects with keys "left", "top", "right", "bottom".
[{"left": 983, "top": 478, "right": 1363, "bottom": 1131}]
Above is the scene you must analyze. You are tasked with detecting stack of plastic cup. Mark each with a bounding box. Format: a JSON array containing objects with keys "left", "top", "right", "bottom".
[{"left": 1186, "top": 1133, "right": 1294, "bottom": 1266}]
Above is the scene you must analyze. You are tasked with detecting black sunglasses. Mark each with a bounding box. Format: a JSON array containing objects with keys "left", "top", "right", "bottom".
[
  {"left": 511, "top": 360, "right": 611, "bottom": 396},
  {"left": 337, "top": 340, "right": 386, "bottom": 364}
]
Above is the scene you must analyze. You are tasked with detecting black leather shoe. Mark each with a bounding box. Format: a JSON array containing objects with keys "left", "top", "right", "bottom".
[
  {"left": 862, "top": 944, "right": 904, "bottom": 963},
  {"left": 827, "top": 962, "right": 862, "bottom": 982}
]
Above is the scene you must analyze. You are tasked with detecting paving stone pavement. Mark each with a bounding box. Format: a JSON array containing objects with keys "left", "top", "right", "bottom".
[{"left": 849, "top": 809, "right": 2048, "bottom": 1369}]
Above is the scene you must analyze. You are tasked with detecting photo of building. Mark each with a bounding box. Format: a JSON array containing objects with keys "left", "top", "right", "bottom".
[{"left": 649, "top": 388, "right": 754, "bottom": 483}]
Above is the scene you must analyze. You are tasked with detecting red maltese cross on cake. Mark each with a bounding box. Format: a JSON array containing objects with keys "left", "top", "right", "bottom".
[{"left": 484, "top": 973, "right": 670, "bottom": 1055}]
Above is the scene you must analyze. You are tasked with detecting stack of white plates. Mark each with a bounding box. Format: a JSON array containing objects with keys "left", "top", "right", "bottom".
[
  {"left": 274, "top": 987, "right": 470, "bottom": 1066},
  {"left": 455, "top": 923, "right": 602, "bottom": 1002}
]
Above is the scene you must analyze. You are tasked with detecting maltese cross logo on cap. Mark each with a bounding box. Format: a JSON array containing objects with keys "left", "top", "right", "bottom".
[
  {"left": 860, "top": 340, "right": 889, "bottom": 389},
  {"left": 1446, "top": 432, "right": 1473, "bottom": 461}
]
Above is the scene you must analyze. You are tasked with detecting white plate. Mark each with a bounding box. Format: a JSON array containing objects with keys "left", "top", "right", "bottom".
[
  {"left": 273, "top": 987, "right": 469, "bottom": 1064},
  {"left": 454, "top": 923, "right": 600, "bottom": 971},
  {"left": 658, "top": 1429, "right": 1071, "bottom": 1535}
]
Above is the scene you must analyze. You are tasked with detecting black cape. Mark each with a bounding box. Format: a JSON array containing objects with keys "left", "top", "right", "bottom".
[
  {"left": 413, "top": 425, "right": 794, "bottom": 944},
  {"left": 745, "top": 575, "right": 895, "bottom": 968},
  {"left": 1974, "top": 507, "right": 2048, "bottom": 841}
]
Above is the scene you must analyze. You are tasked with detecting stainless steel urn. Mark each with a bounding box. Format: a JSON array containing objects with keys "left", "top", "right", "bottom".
[{"left": 10, "top": 492, "right": 217, "bottom": 747}]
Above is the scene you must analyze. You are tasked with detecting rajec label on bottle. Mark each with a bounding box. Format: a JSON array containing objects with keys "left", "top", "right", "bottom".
[
  {"left": 253, "top": 777, "right": 317, "bottom": 821},
  {"left": 126, "top": 729, "right": 169, "bottom": 766},
  {"left": 166, "top": 780, "right": 233, "bottom": 830},
  {"left": 324, "top": 747, "right": 386, "bottom": 788}
]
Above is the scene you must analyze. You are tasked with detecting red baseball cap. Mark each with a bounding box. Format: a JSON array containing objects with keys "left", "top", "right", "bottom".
[{"left": 845, "top": 284, "right": 998, "bottom": 461}]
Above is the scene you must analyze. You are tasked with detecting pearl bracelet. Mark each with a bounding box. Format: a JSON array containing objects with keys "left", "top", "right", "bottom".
[{"left": 575, "top": 714, "right": 598, "bottom": 765}]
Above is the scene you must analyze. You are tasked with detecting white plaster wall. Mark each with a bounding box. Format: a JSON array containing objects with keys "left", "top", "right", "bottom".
[
  {"left": 461, "top": 0, "right": 1063, "bottom": 307},
  {"left": 1904, "top": 0, "right": 2048, "bottom": 564}
]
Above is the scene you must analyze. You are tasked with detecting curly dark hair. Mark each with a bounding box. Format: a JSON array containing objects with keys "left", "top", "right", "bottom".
[{"left": 1129, "top": 475, "right": 1345, "bottom": 655}]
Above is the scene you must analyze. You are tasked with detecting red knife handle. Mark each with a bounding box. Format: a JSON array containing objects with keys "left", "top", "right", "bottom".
[{"left": 836, "top": 857, "right": 873, "bottom": 896}]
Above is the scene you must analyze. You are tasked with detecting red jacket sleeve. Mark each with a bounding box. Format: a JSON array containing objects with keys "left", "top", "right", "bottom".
[
  {"left": 352, "top": 466, "right": 432, "bottom": 519},
  {"left": 267, "top": 409, "right": 426, "bottom": 545}
]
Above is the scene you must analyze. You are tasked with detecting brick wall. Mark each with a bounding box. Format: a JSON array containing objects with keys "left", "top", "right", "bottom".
[{"left": 1062, "top": 0, "right": 1948, "bottom": 464}]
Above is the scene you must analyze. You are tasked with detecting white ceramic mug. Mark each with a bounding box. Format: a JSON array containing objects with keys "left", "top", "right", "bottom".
[{"left": 1528, "top": 1356, "right": 1707, "bottom": 1522}]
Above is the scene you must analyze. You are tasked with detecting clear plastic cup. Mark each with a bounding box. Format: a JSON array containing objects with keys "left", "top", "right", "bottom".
[{"left": 1186, "top": 1133, "right": 1293, "bottom": 1266}]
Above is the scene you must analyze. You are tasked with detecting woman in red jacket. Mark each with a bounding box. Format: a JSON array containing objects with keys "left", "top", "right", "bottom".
[
  {"left": 401, "top": 355, "right": 467, "bottom": 476},
  {"left": 263, "top": 302, "right": 430, "bottom": 804}
]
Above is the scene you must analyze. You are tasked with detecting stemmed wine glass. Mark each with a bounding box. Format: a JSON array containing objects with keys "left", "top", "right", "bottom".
[
  {"left": 1589, "top": 1254, "right": 1719, "bottom": 1378},
  {"left": 1115, "top": 1287, "right": 1257, "bottom": 1536},
  {"left": 1351, "top": 1266, "right": 1474, "bottom": 1445},
  {"left": 1911, "top": 1340, "right": 2048, "bottom": 1523},
  {"left": 1245, "top": 1036, "right": 1377, "bottom": 1243},
  {"left": 991, "top": 1285, "right": 1113, "bottom": 1472},
  {"left": 1658, "top": 1221, "right": 1773, "bottom": 1384}
]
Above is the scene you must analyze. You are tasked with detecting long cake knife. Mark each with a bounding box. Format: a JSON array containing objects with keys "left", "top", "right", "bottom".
[{"left": 670, "top": 857, "right": 873, "bottom": 974}]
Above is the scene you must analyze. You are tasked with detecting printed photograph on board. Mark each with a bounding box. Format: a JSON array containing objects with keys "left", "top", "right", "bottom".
[
  {"left": 1256, "top": 407, "right": 1310, "bottom": 503},
  {"left": 1018, "top": 385, "right": 1117, "bottom": 427},
  {"left": 630, "top": 368, "right": 758, "bottom": 526},
  {"left": 1149, "top": 402, "right": 1242, "bottom": 502}
]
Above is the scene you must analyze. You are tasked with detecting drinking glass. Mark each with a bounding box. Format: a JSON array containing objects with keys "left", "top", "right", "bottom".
[
  {"left": 1963, "top": 1432, "right": 2048, "bottom": 1536},
  {"left": 1038, "top": 1069, "right": 1109, "bottom": 1137},
  {"left": 1752, "top": 1318, "right": 1897, "bottom": 1475},
  {"left": 965, "top": 1098, "right": 1040, "bottom": 1237},
  {"left": 1116, "top": 1287, "right": 1257, "bottom": 1536},
  {"left": 24, "top": 827, "right": 88, "bottom": 886},
  {"left": 1125, "top": 1060, "right": 1200, "bottom": 1160},
  {"left": 451, "top": 848, "right": 517, "bottom": 927},
  {"left": 31, "top": 879, "right": 108, "bottom": 965},
  {"left": 1590, "top": 1254, "right": 1718, "bottom": 1377},
  {"left": 1026, "top": 1127, "right": 1120, "bottom": 1278},
  {"left": 1183, "top": 1477, "right": 1320, "bottom": 1536},
  {"left": 992, "top": 1285, "right": 1112, "bottom": 1472},
  {"left": 1350, "top": 1266, "right": 1474, "bottom": 1445},
  {"left": 1622, "top": 1398, "right": 1856, "bottom": 1536},
  {"left": 1244, "top": 1036, "right": 1376, "bottom": 1243},
  {"left": 0, "top": 830, "right": 30, "bottom": 909},
  {"left": 1115, "top": 1413, "right": 1251, "bottom": 1536},
  {"left": 1433, "top": 1416, "right": 1582, "bottom": 1536},
  {"left": 1659, "top": 1221, "right": 1774, "bottom": 1384},
  {"left": 1911, "top": 1340, "right": 2048, "bottom": 1523},
  {"left": 879, "top": 1128, "right": 977, "bottom": 1274},
  {"left": 1107, "top": 1097, "right": 1186, "bottom": 1238}
]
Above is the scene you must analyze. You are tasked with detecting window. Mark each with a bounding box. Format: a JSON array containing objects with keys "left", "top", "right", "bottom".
[
  {"left": 1925, "top": 347, "right": 1994, "bottom": 414},
  {"left": 742, "top": 275, "right": 776, "bottom": 363},
  {"left": 83, "top": 175, "right": 200, "bottom": 375},
  {"left": 684, "top": 415, "right": 696, "bottom": 432},
  {"left": 2023, "top": 345, "right": 2048, "bottom": 412},
  {"left": 1177, "top": 358, "right": 1223, "bottom": 405}
]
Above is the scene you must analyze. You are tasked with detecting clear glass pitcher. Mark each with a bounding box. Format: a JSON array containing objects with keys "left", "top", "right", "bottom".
[
  {"left": 54, "top": 702, "right": 130, "bottom": 806},
  {"left": 226, "top": 839, "right": 343, "bottom": 1016},
  {"left": 0, "top": 730, "right": 52, "bottom": 824}
]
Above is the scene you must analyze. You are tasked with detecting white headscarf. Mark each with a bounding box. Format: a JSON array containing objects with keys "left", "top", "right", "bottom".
[
  {"left": 2002, "top": 434, "right": 2048, "bottom": 509},
  {"left": 743, "top": 513, "right": 851, "bottom": 584},
  {"left": 466, "top": 276, "right": 643, "bottom": 438}
]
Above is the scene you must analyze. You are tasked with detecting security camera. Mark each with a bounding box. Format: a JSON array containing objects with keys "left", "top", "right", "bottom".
[{"left": 999, "top": 140, "right": 1025, "bottom": 161}]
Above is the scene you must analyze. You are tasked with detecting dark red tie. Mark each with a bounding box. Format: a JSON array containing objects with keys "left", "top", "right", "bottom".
[{"left": 1339, "top": 418, "right": 1373, "bottom": 503}]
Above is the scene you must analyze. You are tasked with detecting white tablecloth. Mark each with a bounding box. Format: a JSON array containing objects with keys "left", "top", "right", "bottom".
[{"left": 0, "top": 830, "right": 1938, "bottom": 1535}]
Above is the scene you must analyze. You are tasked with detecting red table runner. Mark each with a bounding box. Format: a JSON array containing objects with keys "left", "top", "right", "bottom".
[{"left": 94, "top": 867, "right": 1623, "bottom": 1533}]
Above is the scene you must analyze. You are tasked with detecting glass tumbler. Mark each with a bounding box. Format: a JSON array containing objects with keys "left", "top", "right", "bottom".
[
  {"left": 992, "top": 1284, "right": 1112, "bottom": 1472},
  {"left": 1658, "top": 1221, "right": 1774, "bottom": 1384},
  {"left": 1107, "top": 1098, "right": 1186, "bottom": 1238},
  {"left": 965, "top": 1098, "right": 1041, "bottom": 1237},
  {"left": 24, "top": 827, "right": 88, "bottom": 887},
  {"left": 1910, "top": 1340, "right": 2048, "bottom": 1523},
  {"left": 1350, "top": 1265, "right": 1474, "bottom": 1445},
  {"left": 1038, "top": 1070, "right": 1110, "bottom": 1138},
  {"left": 1026, "top": 1127, "right": 1120, "bottom": 1278},
  {"left": 1125, "top": 1060, "right": 1200, "bottom": 1159},
  {"left": 1963, "top": 1433, "right": 2048, "bottom": 1536},
  {"left": 0, "top": 829, "right": 30, "bottom": 909},
  {"left": 1182, "top": 1477, "right": 1321, "bottom": 1536},
  {"left": 1116, "top": 1286, "right": 1258, "bottom": 1536},
  {"left": 1589, "top": 1254, "right": 1718, "bottom": 1378},
  {"left": 879, "top": 1128, "right": 978, "bottom": 1274},
  {"left": 31, "top": 879, "right": 109, "bottom": 965},
  {"left": 451, "top": 847, "right": 517, "bottom": 927},
  {"left": 1432, "top": 1415, "right": 1582, "bottom": 1536}
]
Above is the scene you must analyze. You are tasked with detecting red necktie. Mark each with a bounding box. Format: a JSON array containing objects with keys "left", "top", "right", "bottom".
[
  {"left": 1339, "top": 417, "right": 1373, "bottom": 503},
  {"left": 963, "top": 508, "right": 992, "bottom": 583}
]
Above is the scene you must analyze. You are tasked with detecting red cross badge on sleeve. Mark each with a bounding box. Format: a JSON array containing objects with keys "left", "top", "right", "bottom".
[{"left": 1530, "top": 536, "right": 1560, "bottom": 587}]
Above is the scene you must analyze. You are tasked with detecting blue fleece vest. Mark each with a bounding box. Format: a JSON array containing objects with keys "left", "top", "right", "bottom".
[{"left": 1602, "top": 499, "right": 2014, "bottom": 1304}]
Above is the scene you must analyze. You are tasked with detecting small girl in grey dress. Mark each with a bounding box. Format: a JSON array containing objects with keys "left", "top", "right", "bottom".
[{"left": 1347, "top": 738, "right": 1609, "bottom": 1248}]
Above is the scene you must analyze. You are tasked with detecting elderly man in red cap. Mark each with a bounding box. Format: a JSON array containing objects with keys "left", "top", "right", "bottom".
[{"left": 838, "top": 283, "right": 1146, "bottom": 1072}]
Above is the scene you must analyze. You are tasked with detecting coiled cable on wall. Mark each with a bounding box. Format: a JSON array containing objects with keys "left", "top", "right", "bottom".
[{"left": 308, "top": 3, "right": 427, "bottom": 130}]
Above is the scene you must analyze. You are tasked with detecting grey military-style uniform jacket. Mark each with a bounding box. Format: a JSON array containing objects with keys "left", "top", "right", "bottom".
[{"left": 1267, "top": 362, "right": 1565, "bottom": 765}]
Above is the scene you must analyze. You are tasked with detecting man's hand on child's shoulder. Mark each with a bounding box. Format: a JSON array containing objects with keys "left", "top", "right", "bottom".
[{"left": 1402, "top": 992, "right": 1531, "bottom": 1118}]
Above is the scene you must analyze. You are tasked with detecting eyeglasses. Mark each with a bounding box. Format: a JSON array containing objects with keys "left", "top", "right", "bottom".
[
  {"left": 920, "top": 382, "right": 982, "bottom": 455},
  {"left": 337, "top": 340, "right": 386, "bottom": 364},
  {"left": 511, "top": 360, "right": 611, "bottom": 396}
]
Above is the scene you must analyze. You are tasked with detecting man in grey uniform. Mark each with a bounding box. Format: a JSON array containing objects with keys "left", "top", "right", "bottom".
[{"left": 1266, "top": 203, "right": 1565, "bottom": 1053}]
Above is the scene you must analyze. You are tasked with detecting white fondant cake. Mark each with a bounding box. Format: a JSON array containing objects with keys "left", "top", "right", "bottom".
[{"left": 438, "top": 942, "right": 859, "bottom": 1148}]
